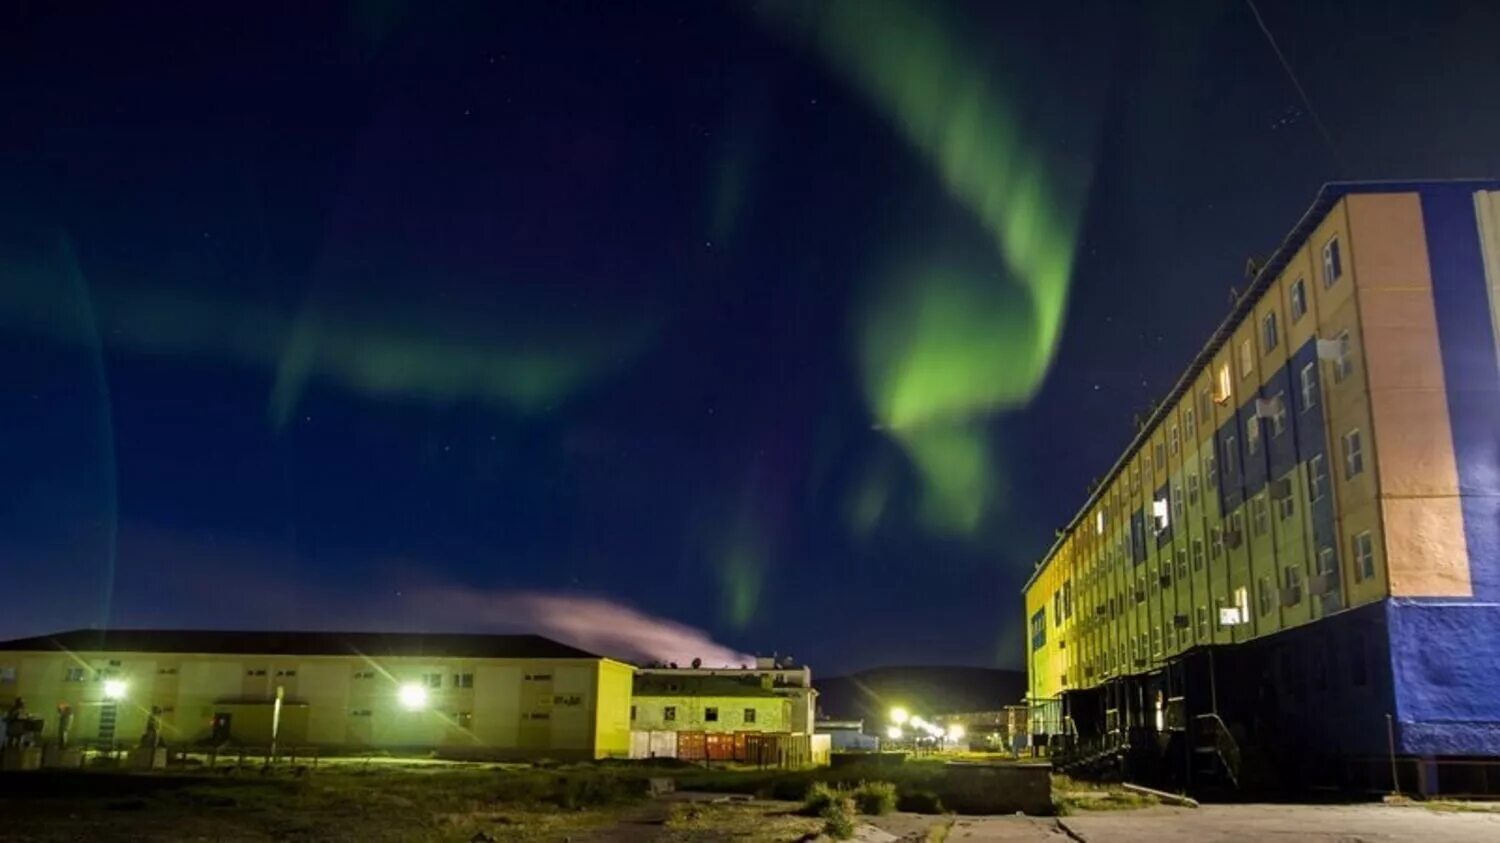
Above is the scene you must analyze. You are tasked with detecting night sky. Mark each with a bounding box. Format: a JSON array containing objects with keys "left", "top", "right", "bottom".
[{"left": 4, "top": 1, "right": 1499, "bottom": 674}]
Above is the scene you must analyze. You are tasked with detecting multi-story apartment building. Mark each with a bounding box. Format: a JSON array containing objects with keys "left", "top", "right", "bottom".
[{"left": 1024, "top": 181, "right": 1500, "bottom": 795}]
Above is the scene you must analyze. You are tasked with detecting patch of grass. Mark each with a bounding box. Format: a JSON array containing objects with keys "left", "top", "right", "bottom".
[
  {"left": 1054, "top": 790, "right": 1156, "bottom": 813},
  {"left": 665, "top": 802, "right": 822, "bottom": 842},
  {"left": 853, "top": 780, "right": 898, "bottom": 815},
  {"left": 821, "top": 795, "right": 857, "bottom": 840},
  {"left": 801, "top": 780, "right": 841, "bottom": 816},
  {"left": 1423, "top": 800, "right": 1500, "bottom": 814},
  {"left": 925, "top": 817, "right": 955, "bottom": 843}
]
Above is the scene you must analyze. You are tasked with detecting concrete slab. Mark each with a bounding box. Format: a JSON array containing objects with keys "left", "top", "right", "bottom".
[{"left": 1059, "top": 803, "right": 1500, "bottom": 842}]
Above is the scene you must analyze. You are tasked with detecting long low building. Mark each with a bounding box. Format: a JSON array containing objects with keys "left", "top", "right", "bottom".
[{"left": 0, "top": 628, "right": 635, "bottom": 760}]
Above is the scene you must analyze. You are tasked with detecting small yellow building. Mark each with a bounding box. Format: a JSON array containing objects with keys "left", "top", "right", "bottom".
[{"left": 0, "top": 628, "right": 635, "bottom": 760}]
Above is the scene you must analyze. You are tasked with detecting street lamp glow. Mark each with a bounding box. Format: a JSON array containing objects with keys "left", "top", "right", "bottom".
[
  {"left": 102, "top": 679, "right": 127, "bottom": 701},
  {"left": 398, "top": 683, "right": 429, "bottom": 710},
  {"left": 889, "top": 707, "right": 909, "bottom": 726},
  {"left": 886, "top": 725, "right": 903, "bottom": 740},
  {"left": 946, "top": 724, "right": 966, "bottom": 741}
]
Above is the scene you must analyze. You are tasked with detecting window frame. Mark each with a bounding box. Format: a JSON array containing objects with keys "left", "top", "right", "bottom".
[
  {"left": 1261, "top": 310, "right": 1279, "bottom": 353},
  {"left": 1322, "top": 236, "right": 1343, "bottom": 288},
  {"left": 1290, "top": 278, "right": 1308, "bottom": 322},
  {"left": 1299, "top": 363, "right": 1317, "bottom": 412},
  {"left": 1342, "top": 428, "right": 1365, "bottom": 479}
]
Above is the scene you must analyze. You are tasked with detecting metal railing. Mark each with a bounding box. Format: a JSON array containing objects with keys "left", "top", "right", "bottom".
[{"left": 1193, "top": 713, "right": 1241, "bottom": 788}]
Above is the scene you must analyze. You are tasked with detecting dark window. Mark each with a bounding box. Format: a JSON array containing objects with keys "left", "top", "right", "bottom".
[
  {"left": 744, "top": 708, "right": 756, "bottom": 724},
  {"left": 630, "top": 705, "right": 636, "bottom": 721},
  {"left": 705, "top": 706, "right": 719, "bottom": 722},
  {"left": 453, "top": 673, "right": 474, "bottom": 688},
  {"left": 664, "top": 706, "right": 677, "bottom": 721}
]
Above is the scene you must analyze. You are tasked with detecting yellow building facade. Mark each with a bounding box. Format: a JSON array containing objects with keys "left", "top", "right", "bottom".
[
  {"left": 0, "top": 629, "right": 634, "bottom": 760},
  {"left": 1025, "top": 181, "right": 1500, "bottom": 794}
]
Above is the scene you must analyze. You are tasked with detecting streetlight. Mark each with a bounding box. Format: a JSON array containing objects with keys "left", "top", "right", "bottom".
[
  {"left": 102, "top": 679, "right": 128, "bottom": 701},
  {"left": 946, "top": 724, "right": 966, "bottom": 742},
  {"left": 889, "top": 707, "right": 909, "bottom": 726},
  {"left": 398, "top": 683, "right": 428, "bottom": 711},
  {"left": 885, "top": 725, "right": 903, "bottom": 740}
]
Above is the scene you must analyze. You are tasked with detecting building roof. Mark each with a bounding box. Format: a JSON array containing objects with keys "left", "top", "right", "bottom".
[
  {"left": 1024, "top": 178, "right": 1500, "bottom": 593},
  {"left": 633, "top": 675, "right": 788, "bottom": 698},
  {"left": 0, "top": 628, "right": 603, "bottom": 660}
]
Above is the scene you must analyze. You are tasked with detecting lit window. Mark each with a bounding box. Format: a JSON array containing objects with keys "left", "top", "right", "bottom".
[
  {"left": 1322, "top": 237, "right": 1343, "bottom": 288},
  {"left": 1343, "top": 429, "right": 1365, "bottom": 479},
  {"left": 1309, "top": 454, "right": 1327, "bottom": 501},
  {"left": 1299, "top": 363, "right": 1317, "bottom": 412},
  {"left": 1262, "top": 311, "right": 1279, "bottom": 353},
  {"left": 1333, "top": 331, "right": 1354, "bottom": 383},
  {"left": 1246, "top": 415, "right": 1260, "bottom": 455},
  {"left": 1240, "top": 340, "right": 1254, "bottom": 380},
  {"left": 1290, "top": 278, "right": 1308, "bottom": 322},
  {"left": 1215, "top": 364, "right": 1232, "bottom": 403},
  {"left": 705, "top": 706, "right": 719, "bottom": 722},
  {"left": 1354, "top": 531, "right": 1375, "bottom": 581}
]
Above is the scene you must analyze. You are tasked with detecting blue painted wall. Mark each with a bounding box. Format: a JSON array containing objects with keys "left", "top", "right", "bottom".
[{"left": 1387, "top": 600, "right": 1500, "bottom": 756}]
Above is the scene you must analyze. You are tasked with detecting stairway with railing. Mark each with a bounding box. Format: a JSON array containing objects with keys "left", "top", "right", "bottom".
[{"left": 1191, "top": 713, "right": 1242, "bottom": 790}]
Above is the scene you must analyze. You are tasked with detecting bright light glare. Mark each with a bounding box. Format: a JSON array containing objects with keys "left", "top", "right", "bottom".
[
  {"left": 102, "top": 679, "right": 127, "bottom": 700},
  {"left": 890, "top": 707, "right": 909, "bottom": 725},
  {"left": 886, "top": 725, "right": 903, "bottom": 740},
  {"left": 946, "top": 724, "right": 966, "bottom": 741},
  {"left": 398, "top": 683, "right": 429, "bottom": 710}
]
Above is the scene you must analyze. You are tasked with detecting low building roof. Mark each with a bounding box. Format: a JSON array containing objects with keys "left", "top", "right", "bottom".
[
  {"left": 633, "top": 675, "right": 787, "bottom": 698},
  {"left": 0, "top": 628, "right": 602, "bottom": 660}
]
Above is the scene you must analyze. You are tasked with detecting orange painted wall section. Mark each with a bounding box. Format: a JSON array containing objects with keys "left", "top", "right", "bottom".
[{"left": 1347, "top": 193, "right": 1471, "bottom": 597}]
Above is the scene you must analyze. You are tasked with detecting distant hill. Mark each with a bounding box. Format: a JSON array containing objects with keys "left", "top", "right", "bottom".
[{"left": 815, "top": 666, "right": 1026, "bottom": 725}]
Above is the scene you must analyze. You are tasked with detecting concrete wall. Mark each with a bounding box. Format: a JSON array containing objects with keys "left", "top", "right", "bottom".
[{"left": 631, "top": 695, "right": 792, "bottom": 733}]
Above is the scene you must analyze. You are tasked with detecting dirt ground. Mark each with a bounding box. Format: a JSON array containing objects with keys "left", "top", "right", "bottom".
[{"left": 4, "top": 767, "right": 1500, "bottom": 841}]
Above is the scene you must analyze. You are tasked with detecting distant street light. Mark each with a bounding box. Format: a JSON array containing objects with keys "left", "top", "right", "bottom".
[
  {"left": 886, "top": 725, "right": 903, "bottom": 740},
  {"left": 889, "top": 707, "right": 909, "bottom": 726},
  {"left": 398, "top": 683, "right": 429, "bottom": 710},
  {"left": 946, "top": 723, "right": 966, "bottom": 742},
  {"left": 102, "top": 679, "right": 128, "bottom": 701}
]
